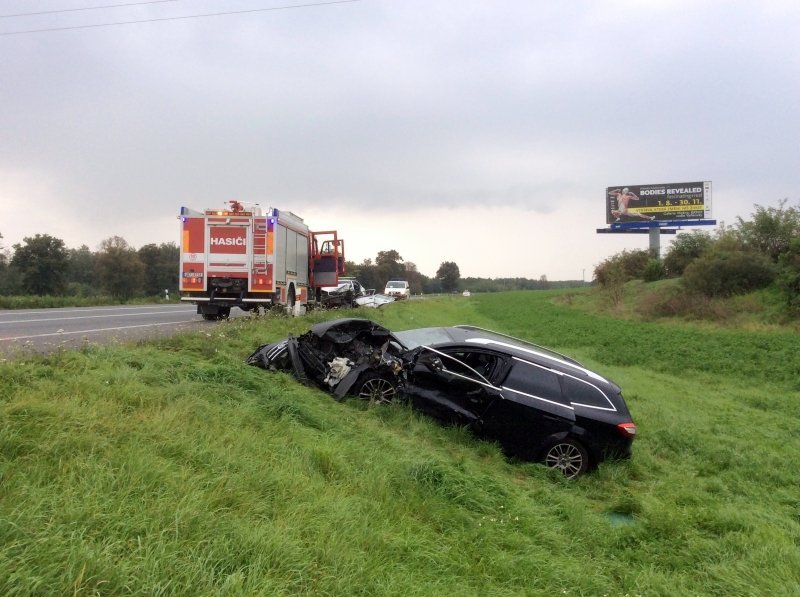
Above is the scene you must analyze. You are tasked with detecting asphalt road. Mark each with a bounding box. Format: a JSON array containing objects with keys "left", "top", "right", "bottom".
[{"left": 0, "top": 303, "right": 233, "bottom": 356}]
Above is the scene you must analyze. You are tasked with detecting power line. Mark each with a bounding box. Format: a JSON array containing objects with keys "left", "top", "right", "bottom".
[
  {"left": 1, "top": 0, "right": 180, "bottom": 19},
  {"left": 0, "top": 0, "right": 361, "bottom": 36}
]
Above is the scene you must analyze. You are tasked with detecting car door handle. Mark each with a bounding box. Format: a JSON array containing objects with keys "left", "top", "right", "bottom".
[{"left": 543, "top": 414, "right": 566, "bottom": 423}]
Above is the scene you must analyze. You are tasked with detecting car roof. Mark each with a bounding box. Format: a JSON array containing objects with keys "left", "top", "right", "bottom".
[
  {"left": 307, "top": 319, "right": 617, "bottom": 389},
  {"left": 394, "top": 325, "right": 615, "bottom": 387}
]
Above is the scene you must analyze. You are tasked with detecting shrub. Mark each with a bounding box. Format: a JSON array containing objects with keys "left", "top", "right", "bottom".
[
  {"left": 734, "top": 199, "right": 800, "bottom": 262},
  {"left": 593, "top": 249, "right": 650, "bottom": 287},
  {"left": 642, "top": 259, "right": 666, "bottom": 282},
  {"left": 636, "top": 285, "right": 733, "bottom": 322},
  {"left": 663, "top": 231, "right": 713, "bottom": 277},
  {"left": 682, "top": 250, "right": 777, "bottom": 297},
  {"left": 776, "top": 237, "right": 800, "bottom": 313}
]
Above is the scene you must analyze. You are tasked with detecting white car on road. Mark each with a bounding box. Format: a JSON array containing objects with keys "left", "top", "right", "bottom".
[{"left": 384, "top": 280, "right": 410, "bottom": 300}]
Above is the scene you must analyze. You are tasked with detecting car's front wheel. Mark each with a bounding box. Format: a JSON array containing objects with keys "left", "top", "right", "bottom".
[
  {"left": 355, "top": 372, "right": 398, "bottom": 404},
  {"left": 543, "top": 439, "right": 589, "bottom": 479}
]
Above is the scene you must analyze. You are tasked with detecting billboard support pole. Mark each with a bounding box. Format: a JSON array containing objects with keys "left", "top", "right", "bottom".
[{"left": 649, "top": 226, "right": 660, "bottom": 258}]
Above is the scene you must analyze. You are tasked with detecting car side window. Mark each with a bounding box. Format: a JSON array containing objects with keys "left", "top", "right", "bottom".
[
  {"left": 440, "top": 350, "right": 499, "bottom": 384},
  {"left": 503, "top": 359, "right": 566, "bottom": 404}
]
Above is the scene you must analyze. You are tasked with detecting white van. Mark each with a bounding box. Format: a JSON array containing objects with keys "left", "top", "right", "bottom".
[{"left": 384, "top": 280, "right": 410, "bottom": 300}]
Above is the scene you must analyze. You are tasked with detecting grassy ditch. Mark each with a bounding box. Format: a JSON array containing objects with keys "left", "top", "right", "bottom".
[{"left": 1, "top": 293, "right": 799, "bottom": 595}]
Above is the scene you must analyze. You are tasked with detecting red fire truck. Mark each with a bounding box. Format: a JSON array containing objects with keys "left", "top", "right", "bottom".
[{"left": 179, "top": 201, "right": 344, "bottom": 319}]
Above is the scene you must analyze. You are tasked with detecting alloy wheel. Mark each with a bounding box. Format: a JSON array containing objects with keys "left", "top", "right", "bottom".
[{"left": 358, "top": 377, "right": 396, "bottom": 404}]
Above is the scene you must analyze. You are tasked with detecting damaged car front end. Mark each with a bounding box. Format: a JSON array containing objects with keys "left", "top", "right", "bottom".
[{"left": 247, "top": 318, "right": 405, "bottom": 402}]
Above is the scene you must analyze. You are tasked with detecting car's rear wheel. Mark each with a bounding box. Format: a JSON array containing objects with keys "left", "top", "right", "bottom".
[
  {"left": 356, "top": 372, "right": 397, "bottom": 404},
  {"left": 543, "top": 439, "right": 589, "bottom": 479}
]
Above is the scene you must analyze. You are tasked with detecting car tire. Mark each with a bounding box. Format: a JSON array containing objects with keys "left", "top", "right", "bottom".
[
  {"left": 355, "top": 372, "right": 397, "bottom": 404},
  {"left": 543, "top": 438, "right": 589, "bottom": 479}
]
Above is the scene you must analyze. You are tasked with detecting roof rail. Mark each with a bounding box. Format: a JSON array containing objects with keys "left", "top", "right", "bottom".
[{"left": 454, "top": 325, "right": 579, "bottom": 365}]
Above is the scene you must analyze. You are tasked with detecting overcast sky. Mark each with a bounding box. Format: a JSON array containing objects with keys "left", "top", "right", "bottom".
[{"left": 2, "top": 0, "right": 799, "bottom": 280}]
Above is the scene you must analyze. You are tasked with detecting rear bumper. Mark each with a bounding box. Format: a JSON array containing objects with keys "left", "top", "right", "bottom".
[{"left": 180, "top": 296, "right": 274, "bottom": 303}]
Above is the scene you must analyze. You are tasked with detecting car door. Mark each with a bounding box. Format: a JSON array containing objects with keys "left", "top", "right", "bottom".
[
  {"left": 405, "top": 347, "right": 504, "bottom": 427},
  {"left": 481, "top": 357, "right": 576, "bottom": 457}
]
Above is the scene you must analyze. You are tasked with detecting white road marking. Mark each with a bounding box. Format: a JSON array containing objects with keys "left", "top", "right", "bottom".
[
  {"left": 0, "top": 309, "right": 197, "bottom": 325},
  {"left": 0, "top": 305, "right": 193, "bottom": 317},
  {"left": 0, "top": 320, "right": 198, "bottom": 342}
]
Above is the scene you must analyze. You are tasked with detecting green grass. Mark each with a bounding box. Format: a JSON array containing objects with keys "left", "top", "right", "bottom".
[{"left": 1, "top": 293, "right": 799, "bottom": 595}]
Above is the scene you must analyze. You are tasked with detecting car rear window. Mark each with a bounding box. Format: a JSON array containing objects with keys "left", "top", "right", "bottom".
[{"left": 562, "top": 376, "right": 616, "bottom": 411}]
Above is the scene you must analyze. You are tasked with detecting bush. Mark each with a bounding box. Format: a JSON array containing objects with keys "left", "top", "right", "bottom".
[
  {"left": 636, "top": 285, "right": 733, "bottom": 321},
  {"left": 593, "top": 249, "right": 651, "bottom": 287},
  {"left": 663, "top": 231, "right": 713, "bottom": 277},
  {"left": 776, "top": 237, "right": 800, "bottom": 313},
  {"left": 682, "top": 250, "right": 777, "bottom": 297},
  {"left": 735, "top": 200, "right": 800, "bottom": 262},
  {"left": 642, "top": 259, "right": 666, "bottom": 282}
]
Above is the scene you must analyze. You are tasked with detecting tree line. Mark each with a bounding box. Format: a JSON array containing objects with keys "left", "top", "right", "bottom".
[
  {"left": 344, "top": 250, "right": 580, "bottom": 295},
  {"left": 344, "top": 250, "right": 463, "bottom": 295},
  {"left": 0, "top": 232, "right": 574, "bottom": 302},
  {"left": 0, "top": 234, "right": 178, "bottom": 301}
]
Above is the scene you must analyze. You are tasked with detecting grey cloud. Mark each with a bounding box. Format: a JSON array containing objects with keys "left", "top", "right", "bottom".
[{"left": 1, "top": 1, "right": 799, "bottom": 266}]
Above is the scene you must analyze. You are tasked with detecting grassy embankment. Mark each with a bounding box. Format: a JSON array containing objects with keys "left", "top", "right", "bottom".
[{"left": 1, "top": 291, "right": 799, "bottom": 595}]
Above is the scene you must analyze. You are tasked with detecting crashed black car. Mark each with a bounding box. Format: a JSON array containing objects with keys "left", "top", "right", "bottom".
[{"left": 247, "top": 318, "right": 636, "bottom": 478}]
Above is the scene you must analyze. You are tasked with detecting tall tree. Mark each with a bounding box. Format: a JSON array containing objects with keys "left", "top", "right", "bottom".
[
  {"left": 436, "top": 261, "right": 461, "bottom": 292},
  {"left": 349, "top": 258, "right": 381, "bottom": 292},
  {"left": 0, "top": 232, "right": 9, "bottom": 294},
  {"left": 67, "top": 245, "right": 97, "bottom": 293},
  {"left": 138, "top": 242, "right": 179, "bottom": 296},
  {"left": 375, "top": 249, "right": 405, "bottom": 286},
  {"left": 10, "top": 234, "right": 69, "bottom": 295},
  {"left": 404, "top": 261, "right": 424, "bottom": 295},
  {"left": 95, "top": 236, "right": 145, "bottom": 300}
]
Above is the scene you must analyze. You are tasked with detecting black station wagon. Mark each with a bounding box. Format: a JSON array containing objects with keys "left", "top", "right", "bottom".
[{"left": 247, "top": 319, "right": 636, "bottom": 478}]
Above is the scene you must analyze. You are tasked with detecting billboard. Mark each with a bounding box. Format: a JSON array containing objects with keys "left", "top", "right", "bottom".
[{"left": 606, "top": 181, "right": 712, "bottom": 224}]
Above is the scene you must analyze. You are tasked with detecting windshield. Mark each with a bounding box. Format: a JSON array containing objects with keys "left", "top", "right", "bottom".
[
  {"left": 386, "top": 281, "right": 407, "bottom": 288},
  {"left": 393, "top": 327, "right": 453, "bottom": 349}
]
